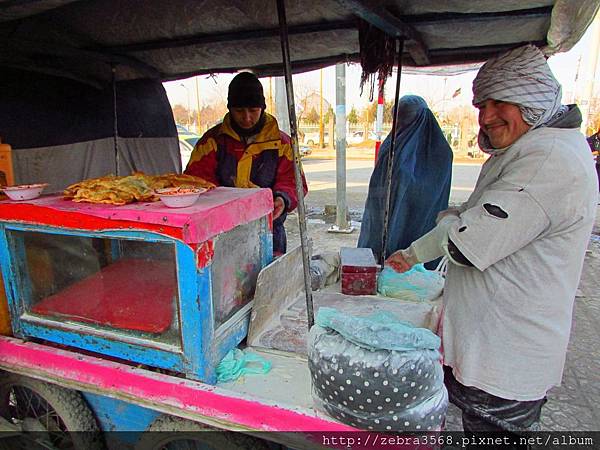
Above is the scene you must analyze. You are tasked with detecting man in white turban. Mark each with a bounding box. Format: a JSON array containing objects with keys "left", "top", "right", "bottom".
[{"left": 386, "top": 45, "right": 598, "bottom": 435}]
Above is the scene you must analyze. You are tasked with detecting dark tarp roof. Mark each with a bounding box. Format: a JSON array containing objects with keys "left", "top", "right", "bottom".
[{"left": 0, "top": 0, "right": 598, "bottom": 86}]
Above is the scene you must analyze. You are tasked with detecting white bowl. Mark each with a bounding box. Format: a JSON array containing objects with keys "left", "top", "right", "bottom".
[
  {"left": 155, "top": 187, "right": 206, "bottom": 208},
  {"left": 1, "top": 183, "right": 48, "bottom": 201}
]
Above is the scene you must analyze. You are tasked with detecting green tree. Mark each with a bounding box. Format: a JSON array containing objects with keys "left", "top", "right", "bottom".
[
  {"left": 347, "top": 107, "right": 359, "bottom": 125},
  {"left": 361, "top": 102, "right": 377, "bottom": 125},
  {"left": 323, "top": 106, "right": 334, "bottom": 124}
]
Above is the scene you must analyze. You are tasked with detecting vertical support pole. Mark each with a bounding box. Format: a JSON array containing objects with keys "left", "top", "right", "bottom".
[
  {"left": 268, "top": 77, "right": 274, "bottom": 113},
  {"left": 375, "top": 74, "right": 385, "bottom": 162},
  {"left": 319, "top": 69, "right": 325, "bottom": 149},
  {"left": 111, "top": 64, "right": 120, "bottom": 176},
  {"left": 195, "top": 76, "right": 201, "bottom": 133},
  {"left": 581, "top": 12, "right": 600, "bottom": 134},
  {"left": 328, "top": 64, "right": 353, "bottom": 234},
  {"left": 380, "top": 39, "right": 405, "bottom": 267},
  {"left": 276, "top": 0, "right": 314, "bottom": 329},
  {"left": 275, "top": 77, "right": 291, "bottom": 134}
]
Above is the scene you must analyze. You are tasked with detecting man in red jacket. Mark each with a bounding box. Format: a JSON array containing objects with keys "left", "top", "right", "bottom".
[{"left": 185, "top": 72, "right": 307, "bottom": 255}]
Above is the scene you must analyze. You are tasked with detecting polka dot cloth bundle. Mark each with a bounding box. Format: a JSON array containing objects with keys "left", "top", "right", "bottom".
[{"left": 308, "top": 308, "right": 448, "bottom": 431}]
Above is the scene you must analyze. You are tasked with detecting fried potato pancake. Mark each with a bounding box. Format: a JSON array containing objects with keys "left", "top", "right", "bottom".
[{"left": 64, "top": 172, "right": 215, "bottom": 205}]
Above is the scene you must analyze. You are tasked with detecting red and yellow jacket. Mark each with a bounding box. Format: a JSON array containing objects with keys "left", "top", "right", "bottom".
[{"left": 184, "top": 112, "right": 307, "bottom": 212}]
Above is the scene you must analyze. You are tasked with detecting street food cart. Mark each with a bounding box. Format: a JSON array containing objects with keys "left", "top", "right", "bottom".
[
  {"left": 0, "top": 0, "right": 597, "bottom": 448},
  {"left": 0, "top": 188, "right": 272, "bottom": 384}
]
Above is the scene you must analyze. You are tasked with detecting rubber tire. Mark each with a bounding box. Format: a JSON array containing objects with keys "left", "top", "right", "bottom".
[
  {"left": 135, "top": 414, "right": 272, "bottom": 450},
  {"left": 306, "top": 139, "right": 314, "bottom": 146},
  {"left": 0, "top": 373, "right": 104, "bottom": 450}
]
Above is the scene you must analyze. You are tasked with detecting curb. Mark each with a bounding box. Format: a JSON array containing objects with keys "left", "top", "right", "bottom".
[{"left": 303, "top": 152, "right": 486, "bottom": 164}]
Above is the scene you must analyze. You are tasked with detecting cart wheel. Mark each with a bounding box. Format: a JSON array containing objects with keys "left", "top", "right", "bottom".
[
  {"left": 136, "top": 414, "right": 272, "bottom": 450},
  {"left": 0, "top": 373, "right": 104, "bottom": 450}
]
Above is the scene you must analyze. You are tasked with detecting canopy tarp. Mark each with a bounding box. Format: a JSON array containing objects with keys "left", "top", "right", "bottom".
[
  {"left": 0, "top": 0, "right": 598, "bottom": 191},
  {"left": 1, "top": 0, "right": 598, "bottom": 84}
]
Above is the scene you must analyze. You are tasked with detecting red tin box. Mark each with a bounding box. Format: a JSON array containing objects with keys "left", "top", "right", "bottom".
[{"left": 340, "top": 247, "right": 378, "bottom": 295}]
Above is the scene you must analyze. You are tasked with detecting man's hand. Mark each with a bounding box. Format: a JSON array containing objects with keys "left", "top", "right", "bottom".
[
  {"left": 385, "top": 248, "right": 418, "bottom": 273},
  {"left": 436, "top": 207, "right": 460, "bottom": 224},
  {"left": 273, "top": 197, "right": 286, "bottom": 220}
]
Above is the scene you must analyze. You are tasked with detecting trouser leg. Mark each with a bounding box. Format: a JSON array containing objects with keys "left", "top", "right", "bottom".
[{"left": 443, "top": 366, "right": 546, "bottom": 449}]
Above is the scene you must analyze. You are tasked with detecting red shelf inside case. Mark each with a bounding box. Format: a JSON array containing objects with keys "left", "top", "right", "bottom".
[{"left": 31, "top": 258, "right": 176, "bottom": 333}]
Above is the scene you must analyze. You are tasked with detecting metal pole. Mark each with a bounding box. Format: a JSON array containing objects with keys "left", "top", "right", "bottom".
[
  {"left": 375, "top": 73, "right": 385, "bottom": 161},
  {"left": 275, "top": 77, "right": 291, "bottom": 134},
  {"left": 380, "top": 39, "right": 405, "bottom": 267},
  {"left": 179, "top": 83, "right": 191, "bottom": 128},
  {"left": 276, "top": 0, "right": 314, "bottom": 329},
  {"left": 581, "top": 12, "right": 600, "bottom": 133},
  {"left": 328, "top": 63, "right": 354, "bottom": 234},
  {"left": 111, "top": 64, "right": 120, "bottom": 176},
  {"left": 269, "top": 77, "right": 274, "bottom": 112},
  {"left": 319, "top": 69, "right": 324, "bottom": 148},
  {"left": 195, "top": 76, "right": 201, "bottom": 133}
]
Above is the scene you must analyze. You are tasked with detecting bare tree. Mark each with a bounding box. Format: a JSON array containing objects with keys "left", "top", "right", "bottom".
[
  {"left": 172, "top": 104, "right": 189, "bottom": 125},
  {"left": 293, "top": 83, "right": 317, "bottom": 124},
  {"left": 446, "top": 105, "right": 478, "bottom": 150}
]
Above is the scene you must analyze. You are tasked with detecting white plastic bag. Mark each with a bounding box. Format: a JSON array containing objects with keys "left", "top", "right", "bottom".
[{"left": 377, "top": 264, "right": 444, "bottom": 302}]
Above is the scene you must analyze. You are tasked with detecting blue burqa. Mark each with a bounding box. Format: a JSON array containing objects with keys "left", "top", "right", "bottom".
[{"left": 358, "top": 95, "right": 453, "bottom": 265}]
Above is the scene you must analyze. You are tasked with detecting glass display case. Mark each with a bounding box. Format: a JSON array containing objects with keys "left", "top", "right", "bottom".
[{"left": 0, "top": 187, "right": 273, "bottom": 383}]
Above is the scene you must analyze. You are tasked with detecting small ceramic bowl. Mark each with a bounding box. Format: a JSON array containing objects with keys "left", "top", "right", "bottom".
[
  {"left": 1, "top": 183, "right": 48, "bottom": 201},
  {"left": 155, "top": 187, "right": 206, "bottom": 208}
]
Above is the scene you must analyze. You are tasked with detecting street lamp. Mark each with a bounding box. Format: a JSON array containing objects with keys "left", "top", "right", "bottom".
[{"left": 180, "top": 83, "right": 191, "bottom": 129}]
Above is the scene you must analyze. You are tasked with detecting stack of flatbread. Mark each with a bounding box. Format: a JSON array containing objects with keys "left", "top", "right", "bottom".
[{"left": 64, "top": 172, "right": 215, "bottom": 205}]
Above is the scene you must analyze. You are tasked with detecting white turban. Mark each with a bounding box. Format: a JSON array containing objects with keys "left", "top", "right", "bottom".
[{"left": 473, "top": 45, "right": 566, "bottom": 152}]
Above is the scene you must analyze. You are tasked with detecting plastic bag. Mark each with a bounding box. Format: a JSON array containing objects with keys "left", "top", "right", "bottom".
[
  {"left": 316, "top": 307, "right": 440, "bottom": 352},
  {"left": 216, "top": 348, "right": 272, "bottom": 383},
  {"left": 308, "top": 308, "right": 447, "bottom": 431},
  {"left": 377, "top": 264, "right": 444, "bottom": 302},
  {"left": 310, "top": 252, "right": 340, "bottom": 290}
]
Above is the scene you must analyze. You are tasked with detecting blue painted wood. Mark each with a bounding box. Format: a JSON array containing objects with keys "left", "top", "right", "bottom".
[
  {"left": 0, "top": 225, "right": 25, "bottom": 336},
  {"left": 21, "top": 321, "right": 184, "bottom": 370},
  {"left": 82, "top": 392, "right": 160, "bottom": 433},
  {"left": 110, "top": 240, "right": 121, "bottom": 262},
  {"left": 177, "top": 240, "right": 215, "bottom": 383},
  {"left": 260, "top": 217, "right": 274, "bottom": 268},
  {"left": 0, "top": 215, "right": 272, "bottom": 384},
  {"left": 212, "top": 315, "right": 251, "bottom": 369},
  {"left": 3, "top": 223, "right": 174, "bottom": 243},
  {"left": 6, "top": 232, "right": 34, "bottom": 315}
]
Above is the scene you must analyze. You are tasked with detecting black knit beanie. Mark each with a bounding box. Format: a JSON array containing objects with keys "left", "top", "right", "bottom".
[{"left": 227, "top": 72, "right": 266, "bottom": 109}]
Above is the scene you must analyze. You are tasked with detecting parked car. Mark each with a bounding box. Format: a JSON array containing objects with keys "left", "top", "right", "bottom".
[
  {"left": 302, "top": 132, "right": 328, "bottom": 146},
  {"left": 179, "top": 131, "right": 308, "bottom": 166},
  {"left": 299, "top": 145, "right": 312, "bottom": 157},
  {"left": 178, "top": 134, "right": 200, "bottom": 167},
  {"left": 348, "top": 131, "right": 365, "bottom": 144},
  {"left": 348, "top": 131, "right": 379, "bottom": 144}
]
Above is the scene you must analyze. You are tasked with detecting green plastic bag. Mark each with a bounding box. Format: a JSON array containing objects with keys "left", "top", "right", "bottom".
[
  {"left": 216, "top": 348, "right": 272, "bottom": 383},
  {"left": 316, "top": 307, "right": 440, "bottom": 352}
]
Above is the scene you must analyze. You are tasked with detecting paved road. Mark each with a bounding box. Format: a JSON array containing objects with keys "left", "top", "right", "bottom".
[{"left": 302, "top": 158, "right": 482, "bottom": 214}]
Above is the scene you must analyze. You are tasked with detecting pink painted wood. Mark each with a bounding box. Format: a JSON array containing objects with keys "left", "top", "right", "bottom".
[
  {"left": 0, "top": 336, "right": 354, "bottom": 432},
  {"left": 0, "top": 187, "right": 273, "bottom": 244}
]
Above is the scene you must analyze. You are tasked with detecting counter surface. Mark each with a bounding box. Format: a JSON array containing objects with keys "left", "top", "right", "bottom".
[{"left": 0, "top": 187, "right": 273, "bottom": 244}]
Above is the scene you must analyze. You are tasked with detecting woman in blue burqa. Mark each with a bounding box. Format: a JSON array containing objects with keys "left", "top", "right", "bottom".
[{"left": 358, "top": 95, "right": 453, "bottom": 268}]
